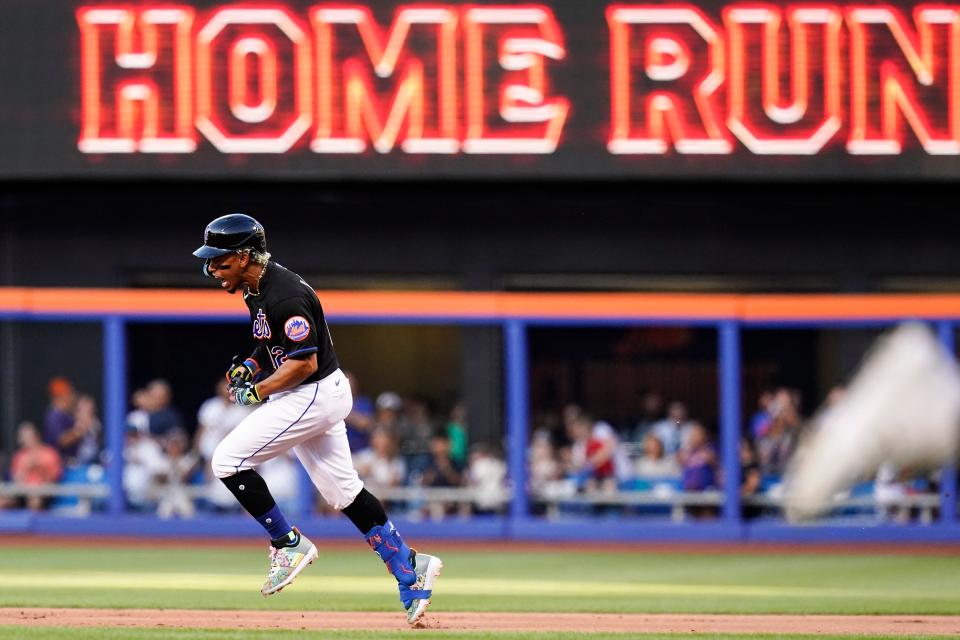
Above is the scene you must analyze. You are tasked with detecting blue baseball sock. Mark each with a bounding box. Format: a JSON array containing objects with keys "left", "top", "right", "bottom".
[{"left": 255, "top": 504, "right": 294, "bottom": 542}]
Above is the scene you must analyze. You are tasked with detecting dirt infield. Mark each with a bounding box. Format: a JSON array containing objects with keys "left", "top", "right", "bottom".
[{"left": 6, "top": 608, "right": 960, "bottom": 635}]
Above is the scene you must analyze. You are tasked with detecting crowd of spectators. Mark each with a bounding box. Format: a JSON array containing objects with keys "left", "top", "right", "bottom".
[
  {"left": 1, "top": 370, "right": 508, "bottom": 520},
  {"left": 526, "top": 397, "right": 726, "bottom": 517},
  {"left": 526, "top": 395, "right": 764, "bottom": 519},
  {"left": 117, "top": 371, "right": 503, "bottom": 520},
  {"left": 526, "top": 386, "right": 940, "bottom": 523},
  {"left": 344, "top": 374, "right": 505, "bottom": 520},
  {"left": 0, "top": 374, "right": 940, "bottom": 523},
  {"left": 0, "top": 377, "right": 103, "bottom": 512}
]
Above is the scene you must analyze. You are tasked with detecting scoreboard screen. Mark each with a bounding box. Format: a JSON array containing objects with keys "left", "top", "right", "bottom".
[{"left": 2, "top": 1, "right": 959, "bottom": 179}]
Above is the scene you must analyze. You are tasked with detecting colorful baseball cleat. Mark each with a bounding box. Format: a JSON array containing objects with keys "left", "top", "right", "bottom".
[
  {"left": 260, "top": 528, "right": 318, "bottom": 596},
  {"left": 402, "top": 551, "right": 443, "bottom": 625}
]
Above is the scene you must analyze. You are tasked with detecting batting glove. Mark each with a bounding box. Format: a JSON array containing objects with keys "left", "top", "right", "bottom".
[
  {"left": 232, "top": 381, "right": 263, "bottom": 406},
  {"left": 227, "top": 356, "right": 259, "bottom": 386}
]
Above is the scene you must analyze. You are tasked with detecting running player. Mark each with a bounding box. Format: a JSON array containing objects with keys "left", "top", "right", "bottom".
[{"left": 193, "top": 213, "right": 441, "bottom": 624}]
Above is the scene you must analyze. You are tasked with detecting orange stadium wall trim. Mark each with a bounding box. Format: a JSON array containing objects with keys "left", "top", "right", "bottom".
[{"left": 4, "top": 288, "right": 960, "bottom": 323}]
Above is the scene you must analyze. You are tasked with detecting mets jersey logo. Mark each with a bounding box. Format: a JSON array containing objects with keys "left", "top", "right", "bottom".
[
  {"left": 284, "top": 316, "right": 311, "bottom": 342},
  {"left": 252, "top": 309, "right": 272, "bottom": 340}
]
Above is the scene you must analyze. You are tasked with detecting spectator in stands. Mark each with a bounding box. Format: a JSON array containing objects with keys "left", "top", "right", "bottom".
[
  {"left": 532, "top": 408, "right": 567, "bottom": 451},
  {"left": 564, "top": 412, "right": 589, "bottom": 481},
  {"left": 374, "top": 391, "right": 402, "bottom": 431},
  {"left": 9, "top": 421, "right": 62, "bottom": 511},
  {"left": 419, "top": 430, "right": 464, "bottom": 518},
  {"left": 649, "top": 401, "right": 692, "bottom": 455},
  {"left": 553, "top": 404, "right": 583, "bottom": 474},
  {"left": 399, "top": 395, "right": 436, "bottom": 481},
  {"left": 125, "top": 388, "right": 151, "bottom": 434},
  {"left": 421, "top": 430, "right": 464, "bottom": 487},
  {"left": 528, "top": 428, "right": 563, "bottom": 496},
  {"left": 353, "top": 426, "right": 406, "bottom": 506},
  {"left": 122, "top": 423, "right": 165, "bottom": 510},
  {"left": 344, "top": 371, "right": 375, "bottom": 454},
  {"left": 259, "top": 452, "right": 300, "bottom": 513},
  {"left": 874, "top": 463, "right": 911, "bottom": 523},
  {"left": 69, "top": 394, "right": 101, "bottom": 466},
  {"left": 144, "top": 379, "right": 185, "bottom": 438},
  {"left": 634, "top": 433, "right": 680, "bottom": 478},
  {"left": 874, "top": 462, "right": 936, "bottom": 524},
  {"left": 43, "top": 377, "right": 79, "bottom": 460},
  {"left": 569, "top": 412, "right": 624, "bottom": 493},
  {"left": 445, "top": 402, "right": 469, "bottom": 469},
  {"left": 561, "top": 403, "right": 582, "bottom": 447},
  {"left": 740, "top": 437, "right": 763, "bottom": 519},
  {"left": 466, "top": 443, "right": 507, "bottom": 515},
  {"left": 195, "top": 378, "right": 251, "bottom": 461},
  {"left": 679, "top": 422, "right": 717, "bottom": 487},
  {"left": 153, "top": 428, "right": 200, "bottom": 519},
  {"left": 757, "top": 387, "right": 801, "bottom": 476},
  {"left": 749, "top": 390, "right": 775, "bottom": 440},
  {"left": 631, "top": 390, "right": 664, "bottom": 443},
  {"left": 678, "top": 422, "right": 718, "bottom": 521},
  {"left": 194, "top": 378, "right": 253, "bottom": 511},
  {"left": 44, "top": 377, "right": 101, "bottom": 468}
]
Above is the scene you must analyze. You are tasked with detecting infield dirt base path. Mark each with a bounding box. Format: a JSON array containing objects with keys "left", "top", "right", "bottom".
[{"left": 6, "top": 608, "right": 960, "bottom": 635}]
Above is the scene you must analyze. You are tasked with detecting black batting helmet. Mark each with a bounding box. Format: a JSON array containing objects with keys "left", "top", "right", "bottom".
[{"left": 193, "top": 213, "right": 267, "bottom": 259}]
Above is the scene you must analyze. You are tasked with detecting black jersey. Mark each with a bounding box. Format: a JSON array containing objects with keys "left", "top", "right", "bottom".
[{"left": 243, "top": 261, "right": 339, "bottom": 384}]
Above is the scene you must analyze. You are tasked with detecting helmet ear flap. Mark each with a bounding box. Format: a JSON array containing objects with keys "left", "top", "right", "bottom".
[{"left": 202, "top": 259, "right": 214, "bottom": 278}]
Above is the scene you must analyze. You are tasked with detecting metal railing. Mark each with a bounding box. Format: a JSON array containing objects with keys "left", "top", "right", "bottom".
[
  {"left": 529, "top": 488, "right": 943, "bottom": 523},
  {"left": 0, "top": 481, "right": 943, "bottom": 525},
  {"left": 0, "top": 483, "right": 109, "bottom": 498}
]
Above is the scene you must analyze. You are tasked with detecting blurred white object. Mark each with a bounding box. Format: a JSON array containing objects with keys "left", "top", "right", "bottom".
[
  {"left": 785, "top": 322, "right": 960, "bottom": 522},
  {"left": 468, "top": 453, "right": 508, "bottom": 511}
]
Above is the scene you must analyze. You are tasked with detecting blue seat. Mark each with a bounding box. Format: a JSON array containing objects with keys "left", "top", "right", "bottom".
[
  {"left": 850, "top": 481, "right": 875, "bottom": 496},
  {"left": 760, "top": 474, "right": 783, "bottom": 491},
  {"left": 621, "top": 476, "right": 681, "bottom": 516},
  {"left": 50, "top": 464, "right": 94, "bottom": 509},
  {"left": 618, "top": 478, "right": 651, "bottom": 491},
  {"left": 835, "top": 481, "right": 875, "bottom": 517}
]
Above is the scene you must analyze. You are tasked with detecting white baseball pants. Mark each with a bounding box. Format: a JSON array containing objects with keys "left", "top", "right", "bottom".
[{"left": 211, "top": 368, "right": 364, "bottom": 510}]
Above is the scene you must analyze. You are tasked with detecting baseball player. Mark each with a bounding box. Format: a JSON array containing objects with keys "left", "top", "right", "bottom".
[{"left": 193, "top": 213, "right": 442, "bottom": 624}]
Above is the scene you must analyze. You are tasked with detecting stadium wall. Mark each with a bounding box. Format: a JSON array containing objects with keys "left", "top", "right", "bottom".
[{"left": 1, "top": 288, "right": 959, "bottom": 542}]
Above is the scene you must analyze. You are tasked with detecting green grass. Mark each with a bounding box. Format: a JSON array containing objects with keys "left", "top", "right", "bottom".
[
  {"left": 3, "top": 546, "right": 959, "bottom": 615},
  {"left": 3, "top": 544, "right": 960, "bottom": 639},
  {"left": 0, "top": 631, "right": 948, "bottom": 640}
]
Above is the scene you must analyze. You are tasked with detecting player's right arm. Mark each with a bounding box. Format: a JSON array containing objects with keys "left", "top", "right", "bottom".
[
  {"left": 231, "top": 293, "right": 323, "bottom": 405},
  {"left": 231, "top": 352, "right": 317, "bottom": 406}
]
